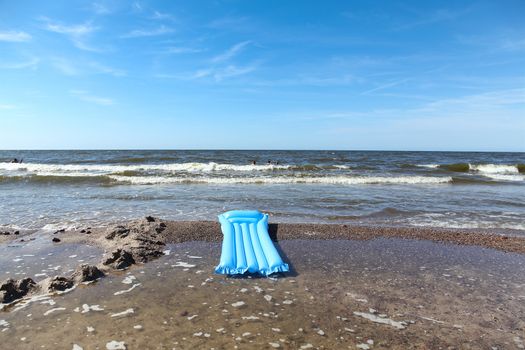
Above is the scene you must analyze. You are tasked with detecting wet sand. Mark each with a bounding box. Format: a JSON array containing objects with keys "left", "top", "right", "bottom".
[{"left": 1, "top": 220, "right": 525, "bottom": 349}]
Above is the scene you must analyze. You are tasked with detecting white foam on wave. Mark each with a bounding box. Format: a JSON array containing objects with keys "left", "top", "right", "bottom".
[
  {"left": 418, "top": 164, "right": 439, "bottom": 168},
  {"left": 108, "top": 175, "right": 452, "bottom": 185},
  {"left": 470, "top": 164, "right": 519, "bottom": 174},
  {"left": 0, "top": 162, "right": 290, "bottom": 176},
  {"left": 406, "top": 213, "right": 525, "bottom": 231},
  {"left": 482, "top": 174, "right": 525, "bottom": 182}
]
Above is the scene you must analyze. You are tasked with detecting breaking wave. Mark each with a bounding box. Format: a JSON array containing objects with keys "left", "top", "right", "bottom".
[
  {"left": 417, "top": 163, "right": 525, "bottom": 181},
  {"left": 107, "top": 175, "right": 452, "bottom": 185},
  {"left": 0, "top": 161, "right": 290, "bottom": 174}
]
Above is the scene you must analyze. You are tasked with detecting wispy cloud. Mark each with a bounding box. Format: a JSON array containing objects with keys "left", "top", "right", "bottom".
[
  {"left": 151, "top": 10, "right": 176, "bottom": 21},
  {"left": 0, "top": 30, "right": 32, "bottom": 42},
  {"left": 182, "top": 64, "right": 257, "bottom": 81},
  {"left": 0, "top": 57, "right": 39, "bottom": 70},
  {"left": 50, "top": 57, "right": 125, "bottom": 77},
  {"left": 88, "top": 62, "right": 126, "bottom": 77},
  {"left": 414, "top": 88, "right": 525, "bottom": 113},
  {"left": 44, "top": 21, "right": 97, "bottom": 36},
  {"left": 157, "top": 63, "right": 257, "bottom": 82},
  {"left": 213, "top": 64, "right": 257, "bottom": 81},
  {"left": 41, "top": 18, "right": 100, "bottom": 52},
  {"left": 121, "top": 25, "right": 174, "bottom": 38},
  {"left": 211, "top": 41, "right": 251, "bottom": 63},
  {"left": 70, "top": 90, "right": 114, "bottom": 105},
  {"left": 91, "top": 2, "right": 111, "bottom": 15},
  {"left": 360, "top": 78, "right": 410, "bottom": 95},
  {"left": 324, "top": 88, "right": 525, "bottom": 123},
  {"left": 458, "top": 34, "right": 525, "bottom": 53}
]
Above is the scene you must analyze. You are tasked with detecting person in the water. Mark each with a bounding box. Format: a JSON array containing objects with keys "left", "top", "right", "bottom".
[{"left": 11, "top": 158, "right": 20, "bottom": 163}]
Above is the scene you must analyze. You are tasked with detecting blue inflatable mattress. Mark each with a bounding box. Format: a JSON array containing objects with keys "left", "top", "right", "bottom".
[{"left": 215, "top": 210, "right": 289, "bottom": 276}]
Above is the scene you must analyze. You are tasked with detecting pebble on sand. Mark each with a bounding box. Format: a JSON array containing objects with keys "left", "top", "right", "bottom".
[
  {"left": 353, "top": 311, "right": 407, "bottom": 330},
  {"left": 110, "top": 308, "right": 134, "bottom": 318},
  {"left": 231, "top": 301, "right": 245, "bottom": 308},
  {"left": 106, "top": 340, "right": 126, "bottom": 350}
]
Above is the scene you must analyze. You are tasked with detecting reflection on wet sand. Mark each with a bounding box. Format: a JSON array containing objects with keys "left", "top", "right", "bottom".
[{"left": 1, "top": 238, "right": 524, "bottom": 349}]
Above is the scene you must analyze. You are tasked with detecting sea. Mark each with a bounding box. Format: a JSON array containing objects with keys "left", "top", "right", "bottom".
[{"left": 0, "top": 150, "right": 524, "bottom": 234}]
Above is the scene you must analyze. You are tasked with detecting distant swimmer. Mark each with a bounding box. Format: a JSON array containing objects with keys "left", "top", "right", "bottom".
[
  {"left": 10, "top": 158, "right": 21, "bottom": 163},
  {"left": 267, "top": 160, "right": 272, "bottom": 165},
  {"left": 251, "top": 160, "right": 257, "bottom": 165}
]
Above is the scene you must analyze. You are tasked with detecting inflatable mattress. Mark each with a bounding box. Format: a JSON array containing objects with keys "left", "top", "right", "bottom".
[{"left": 215, "top": 210, "right": 289, "bottom": 276}]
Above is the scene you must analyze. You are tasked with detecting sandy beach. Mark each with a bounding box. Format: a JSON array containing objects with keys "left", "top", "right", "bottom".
[{"left": 1, "top": 218, "right": 525, "bottom": 349}]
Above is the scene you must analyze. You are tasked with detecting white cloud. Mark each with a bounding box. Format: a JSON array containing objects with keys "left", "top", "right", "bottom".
[
  {"left": 121, "top": 25, "right": 174, "bottom": 38},
  {"left": 50, "top": 57, "right": 126, "bottom": 77},
  {"left": 211, "top": 41, "right": 251, "bottom": 63},
  {"left": 191, "top": 69, "right": 213, "bottom": 79},
  {"left": 71, "top": 39, "right": 106, "bottom": 52},
  {"left": 0, "top": 104, "right": 16, "bottom": 110},
  {"left": 151, "top": 11, "right": 176, "bottom": 21},
  {"left": 0, "top": 30, "right": 31, "bottom": 42},
  {"left": 70, "top": 90, "right": 114, "bottom": 105},
  {"left": 213, "top": 64, "right": 256, "bottom": 81},
  {"left": 89, "top": 61, "right": 126, "bottom": 77},
  {"left": 156, "top": 64, "right": 257, "bottom": 82},
  {"left": 192, "top": 64, "right": 257, "bottom": 81},
  {"left": 45, "top": 22, "right": 97, "bottom": 36},
  {"left": 41, "top": 18, "right": 101, "bottom": 52}
]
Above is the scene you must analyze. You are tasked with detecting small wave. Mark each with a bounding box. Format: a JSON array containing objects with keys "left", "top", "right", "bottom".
[
  {"left": 469, "top": 163, "right": 519, "bottom": 174},
  {"left": 440, "top": 163, "right": 470, "bottom": 172},
  {"left": 449, "top": 177, "right": 495, "bottom": 185},
  {"left": 417, "top": 163, "right": 524, "bottom": 177},
  {"left": 0, "top": 161, "right": 291, "bottom": 174},
  {"left": 108, "top": 175, "right": 452, "bottom": 185},
  {"left": 416, "top": 163, "right": 470, "bottom": 172},
  {"left": 287, "top": 164, "right": 350, "bottom": 171},
  {"left": 0, "top": 174, "right": 114, "bottom": 184},
  {"left": 480, "top": 174, "right": 525, "bottom": 182},
  {"left": 417, "top": 164, "right": 440, "bottom": 169},
  {"left": 0, "top": 161, "right": 354, "bottom": 178}
]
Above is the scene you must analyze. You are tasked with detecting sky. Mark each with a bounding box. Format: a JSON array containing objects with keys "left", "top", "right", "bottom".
[{"left": 0, "top": 0, "right": 524, "bottom": 151}]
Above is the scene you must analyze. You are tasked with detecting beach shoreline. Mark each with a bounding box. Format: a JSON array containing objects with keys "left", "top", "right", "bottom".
[
  {"left": 3, "top": 219, "right": 523, "bottom": 254},
  {"left": 1, "top": 217, "right": 525, "bottom": 349}
]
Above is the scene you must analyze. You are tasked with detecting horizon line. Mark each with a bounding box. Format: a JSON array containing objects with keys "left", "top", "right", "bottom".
[{"left": 0, "top": 148, "right": 524, "bottom": 153}]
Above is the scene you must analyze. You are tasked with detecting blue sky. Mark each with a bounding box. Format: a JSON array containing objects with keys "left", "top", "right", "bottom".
[{"left": 0, "top": 0, "right": 524, "bottom": 151}]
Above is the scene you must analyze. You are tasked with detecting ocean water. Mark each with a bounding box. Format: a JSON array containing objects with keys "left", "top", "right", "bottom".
[{"left": 0, "top": 150, "right": 524, "bottom": 233}]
